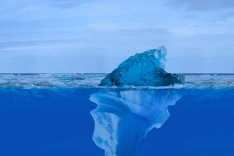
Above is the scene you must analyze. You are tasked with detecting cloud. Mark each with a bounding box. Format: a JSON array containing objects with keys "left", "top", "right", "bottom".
[
  {"left": 214, "top": 12, "right": 234, "bottom": 21},
  {"left": 48, "top": 0, "right": 94, "bottom": 9},
  {"left": 0, "top": 39, "right": 84, "bottom": 50},
  {"left": 165, "top": 0, "right": 234, "bottom": 10}
]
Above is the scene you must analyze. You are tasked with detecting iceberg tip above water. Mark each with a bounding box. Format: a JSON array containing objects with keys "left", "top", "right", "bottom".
[{"left": 100, "top": 46, "right": 185, "bottom": 87}]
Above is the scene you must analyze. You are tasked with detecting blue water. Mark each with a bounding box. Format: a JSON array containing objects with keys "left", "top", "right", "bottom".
[{"left": 0, "top": 89, "right": 234, "bottom": 156}]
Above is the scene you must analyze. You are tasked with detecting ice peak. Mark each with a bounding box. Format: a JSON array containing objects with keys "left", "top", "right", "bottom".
[{"left": 100, "top": 46, "right": 184, "bottom": 87}]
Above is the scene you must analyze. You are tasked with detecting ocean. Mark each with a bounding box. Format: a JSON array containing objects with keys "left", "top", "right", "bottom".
[{"left": 0, "top": 74, "right": 234, "bottom": 156}]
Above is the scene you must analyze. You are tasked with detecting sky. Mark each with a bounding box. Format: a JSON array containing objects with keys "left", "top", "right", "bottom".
[{"left": 0, "top": 0, "right": 234, "bottom": 73}]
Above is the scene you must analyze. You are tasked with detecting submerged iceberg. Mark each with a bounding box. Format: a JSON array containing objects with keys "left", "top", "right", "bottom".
[
  {"left": 90, "top": 90, "right": 181, "bottom": 156},
  {"left": 100, "top": 46, "right": 184, "bottom": 86}
]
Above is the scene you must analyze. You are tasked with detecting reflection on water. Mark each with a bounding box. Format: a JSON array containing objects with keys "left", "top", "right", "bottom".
[{"left": 90, "top": 90, "right": 181, "bottom": 156}]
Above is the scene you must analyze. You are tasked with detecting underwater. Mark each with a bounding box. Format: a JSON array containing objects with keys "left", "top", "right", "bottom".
[{"left": 0, "top": 74, "right": 234, "bottom": 156}]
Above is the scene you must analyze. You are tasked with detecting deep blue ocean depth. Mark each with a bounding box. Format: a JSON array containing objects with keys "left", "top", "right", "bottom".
[{"left": 0, "top": 89, "right": 234, "bottom": 156}]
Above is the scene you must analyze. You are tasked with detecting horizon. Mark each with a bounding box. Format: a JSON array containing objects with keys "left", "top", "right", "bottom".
[{"left": 1, "top": 73, "right": 234, "bottom": 75}]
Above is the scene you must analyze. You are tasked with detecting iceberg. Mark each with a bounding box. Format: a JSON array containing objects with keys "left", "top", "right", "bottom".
[
  {"left": 90, "top": 89, "right": 181, "bottom": 156},
  {"left": 100, "top": 46, "right": 184, "bottom": 86}
]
